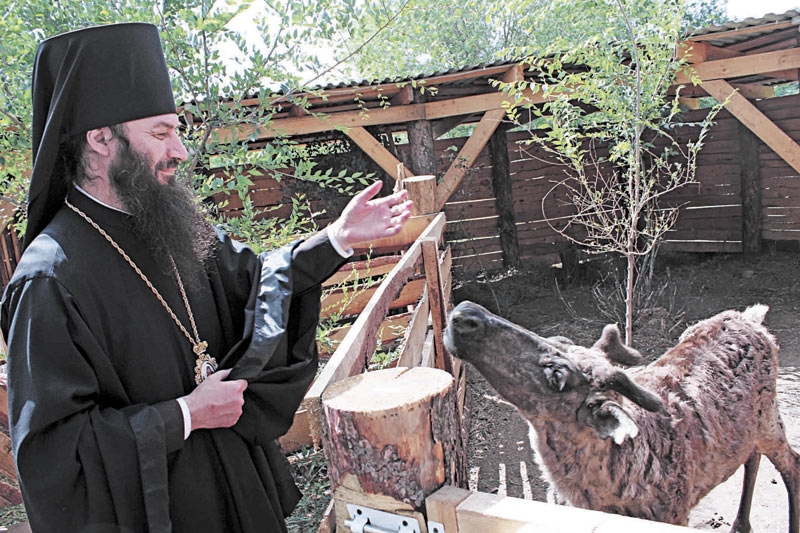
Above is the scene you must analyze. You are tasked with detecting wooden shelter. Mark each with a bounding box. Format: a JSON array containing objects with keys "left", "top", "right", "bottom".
[{"left": 204, "top": 9, "right": 800, "bottom": 275}]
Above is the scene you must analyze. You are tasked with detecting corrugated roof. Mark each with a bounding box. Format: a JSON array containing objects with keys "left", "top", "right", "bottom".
[
  {"left": 314, "top": 59, "right": 516, "bottom": 91},
  {"left": 688, "top": 9, "right": 799, "bottom": 46}
]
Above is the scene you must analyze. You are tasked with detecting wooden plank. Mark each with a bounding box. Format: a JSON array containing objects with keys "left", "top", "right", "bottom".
[
  {"left": 218, "top": 83, "right": 547, "bottom": 143},
  {"left": 436, "top": 108, "right": 507, "bottom": 211},
  {"left": 403, "top": 175, "right": 437, "bottom": 215},
  {"left": 216, "top": 103, "right": 426, "bottom": 143},
  {"left": 317, "top": 499, "right": 336, "bottom": 533},
  {"left": 0, "top": 432, "right": 16, "bottom": 481},
  {"left": 679, "top": 41, "right": 743, "bottom": 63},
  {"left": 456, "top": 491, "right": 699, "bottom": 532},
  {"left": 426, "top": 486, "right": 472, "bottom": 533},
  {"left": 323, "top": 255, "right": 401, "bottom": 287},
  {"left": 661, "top": 240, "right": 742, "bottom": 253},
  {"left": 727, "top": 27, "right": 800, "bottom": 52},
  {"left": 675, "top": 48, "right": 800, "bottom": 85},
  {"left": 321, "top": 278, "right": 424, "bottom": 319},
  {"left": 319, "top": 312, "right": 412, "bottom": 356},
  {"left": 352, "top": 214, "right": 438, "bottom": 253},
  {"left": 344, "top": 126, "right": 410, "bottom": 180},
  {"left": 763, "top": 228, "right": 800, "bottom": 239},
  {"left": 702, "top": 79, "right": 800, "bottom": 174},
  {"left": 396, "top": 287, "right": 430, "bottom": 368},
  {"left": 279, "top": 408, "right": 313, "bottom": 452},
  {"left": 421, "top": 239, "right": 451, "bottom": 374}
]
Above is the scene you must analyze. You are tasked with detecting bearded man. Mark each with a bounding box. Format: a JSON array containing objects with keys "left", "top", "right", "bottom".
[{"left": 0, "top": 23, "right": 412, "bottom": 533}]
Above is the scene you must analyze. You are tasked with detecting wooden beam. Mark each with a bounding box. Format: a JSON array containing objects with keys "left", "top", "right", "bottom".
[
  {"left": 731, "top": 82, "right": 776, "bottom": 100},
  {"left": 738, "top": 121, "right": 763, "bottom": 253},
  {"left": 319, "top": 312, "right": 412, "bottom": 356},
  {"left": 320, "top": 278, "right": 424, "bottom": 319},
  {"left": 679, "top": 41, "right": 738, "bottom": 63},
  {"left": 351, "top": 213, "right": 438, "bottom": 253},
  {"left": 488, "top": 123, "right": 520, "bottom": 269},
  {"left": 403, "top": 175, "right": 437, "bottom": 216},
  {"left": 323, "top": 255, "right": 401, "bottom": 287},
  {"left": 344, "top": 126, "right": 409, "bottom": 180},
  {"left": 675, "top": 48, "right": 800, "bottom": 85},
  {"left": 426, "top": 486, "right": 472, "bottom": 533},
  {"left": 432, "top": 115, "right": 469, "bottom": 139},
  {"left": 455, "top": 491, "right": 698, "bottom": 532},
  {"left": 727, "top": 27, "right": 800, "bottom": 52},
  {"left": 421, "top": 238, "right": 450, "bottom": 374},
  {"left": 407, "top": 91, "right": 437, "bottom": 176},
  {"left": 702, "top": 79, "right": 800, "bottom": 175},
  {"left": 396, "top": 286, "right": 430, "bottom": 368},
  {"left": 435, "top": 108, "right": 506, "bottom": 211},
  {"left": 688, "top": 21, "right": 796, "bottom": 42}
]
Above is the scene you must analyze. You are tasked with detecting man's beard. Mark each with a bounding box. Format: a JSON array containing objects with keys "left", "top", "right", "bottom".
[{"left": 107, "top": 136, "right": 217, "bottom": 290}]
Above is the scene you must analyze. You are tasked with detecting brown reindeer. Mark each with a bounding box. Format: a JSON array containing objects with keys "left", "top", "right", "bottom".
[{"left": 444, "top": 301, "right": 800, "bottom": 533}]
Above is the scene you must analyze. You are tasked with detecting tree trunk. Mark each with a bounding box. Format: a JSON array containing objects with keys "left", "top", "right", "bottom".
[
  {"left": 489, "top": 124, "right": 520, "bottom": 269},
  {"left": 322, "top": 367, "right": 467, "bottom": 532},
  {"left": 738, "top": 121, "right": 763, "bottom": 254},
  {"left": 407, "top": 92, "right": 437, "bottom": 177}
]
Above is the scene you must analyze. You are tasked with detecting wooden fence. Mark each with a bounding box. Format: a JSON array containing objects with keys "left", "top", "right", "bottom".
[{"left": 279, "top": 206, "right": 459, "bottom": 452}]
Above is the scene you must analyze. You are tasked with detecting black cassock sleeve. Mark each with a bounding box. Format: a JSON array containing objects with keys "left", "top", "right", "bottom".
[
  {"left": 2, "top": 276, "right": 182, "bottom": 532},
  {"left": 222, "top": 230, "right": 346, "bottom": 446}
]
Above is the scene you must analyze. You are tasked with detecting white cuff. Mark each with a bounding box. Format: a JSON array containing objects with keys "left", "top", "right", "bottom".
[
  {"left": 176, "top": 397, "right": 192, "bottom": 440},
  {"left": 327, "top": 227, "right": 353, "bottom": 258}
]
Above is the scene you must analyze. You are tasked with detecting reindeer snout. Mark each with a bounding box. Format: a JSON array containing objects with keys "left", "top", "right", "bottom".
[
  {"left": 449, "top": 302, "right": 487, "bottom": 335},
  {"left": 445, "top": 301, "right": 488, "bottom": 357}
]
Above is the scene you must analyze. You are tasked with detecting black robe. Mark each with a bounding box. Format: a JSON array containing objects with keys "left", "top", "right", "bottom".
[{"left": 0, "top": 189, "right": 345, "bottom": 532}]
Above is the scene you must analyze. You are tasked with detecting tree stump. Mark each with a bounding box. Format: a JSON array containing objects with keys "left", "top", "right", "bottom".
[{"left": 321, "top": 367, "right": 467, "bottom": 532}]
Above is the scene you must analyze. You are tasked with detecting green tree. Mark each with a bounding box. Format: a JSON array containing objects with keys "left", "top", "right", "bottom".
[
  {"left": 330, "top": 0, "right": 728, "bottom": 81},
  {"left": 0, "top": 0, "right": 373, "bottom": 249},
  {"left": 499, "top": 0, "right": 722, "bottom": 344}
]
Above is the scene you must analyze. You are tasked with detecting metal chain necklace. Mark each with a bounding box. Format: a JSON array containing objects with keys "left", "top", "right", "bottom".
[{"left": 65, "top": 198, "right": 217, "bottom": 384}]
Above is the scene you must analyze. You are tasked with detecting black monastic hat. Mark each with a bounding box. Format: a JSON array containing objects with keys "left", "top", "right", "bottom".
[{"left": 26, "top": 22, "right": 177, "bottom": 249}]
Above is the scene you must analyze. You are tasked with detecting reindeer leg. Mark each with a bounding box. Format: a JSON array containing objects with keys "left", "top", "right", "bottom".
[
  {"left": 758, "top": 407, "right": 800, "bottom": 533},
  {"left": 730, "top": 452, "right": 759, "bottom": 533}
]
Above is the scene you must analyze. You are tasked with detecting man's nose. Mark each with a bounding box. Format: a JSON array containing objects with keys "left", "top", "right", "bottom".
[{"left": 168, "top": 135, "right": 189, "bottom": 162}]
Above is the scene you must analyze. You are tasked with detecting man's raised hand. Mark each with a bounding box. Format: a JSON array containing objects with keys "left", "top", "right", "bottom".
[{"left": 328, "top": 181, "right": 414, "bottom": 250}]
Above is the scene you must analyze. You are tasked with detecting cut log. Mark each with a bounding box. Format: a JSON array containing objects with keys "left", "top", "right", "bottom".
[{"left": 321, "top": 367, "right": 467, "bottom": 532}]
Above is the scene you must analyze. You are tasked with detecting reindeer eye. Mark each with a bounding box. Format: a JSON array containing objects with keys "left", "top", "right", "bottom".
[{"left": 543, "top": 366, "right": 569, "bottom": 392}]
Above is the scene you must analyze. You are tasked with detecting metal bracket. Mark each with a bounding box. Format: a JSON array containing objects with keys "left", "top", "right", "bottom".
[
  {"left": 427, "top": 520, "right": 446, "bottom": 533},
  {"left": 344, "top": 504, "right": 422, "bottom": 533}
]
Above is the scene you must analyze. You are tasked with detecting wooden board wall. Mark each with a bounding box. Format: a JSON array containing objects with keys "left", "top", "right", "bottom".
[{"left": 204, "top": 94, "right": 800, "bottom": 275}]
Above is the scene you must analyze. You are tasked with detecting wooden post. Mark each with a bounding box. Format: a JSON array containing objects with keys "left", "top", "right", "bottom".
[
  {"left": 426, "top": 485, "right": 471, "bottom": 533},
  {"left": 488, "top": 123, "right": 520, "bottom": 269},
  {"left": 403, "top": 175, "right": 437, "bottom": 216},
  {"left": 407, "top": 92, "right": 437, "bottom": 177},
  {"left": 421, "top": 238, "right": 452, "bottom": 374},
  {"left": 738, "top": 120, "right": 763, "bottom": 253},
  {"left": 321, "top": 367, "right": 468, "bottom": 532}
]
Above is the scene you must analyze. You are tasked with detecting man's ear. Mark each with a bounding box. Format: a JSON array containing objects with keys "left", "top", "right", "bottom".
[
  {"left": 576, "top": 395, "right": 638, "bottom": 445},
  {"left": 85, "top": 127, "right": 116, "bottom": 157}
]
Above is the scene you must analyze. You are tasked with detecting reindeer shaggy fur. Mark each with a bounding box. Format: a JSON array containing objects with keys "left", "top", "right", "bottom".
[{"left": 444, "top": 301, "right": 800, "bottom": 533}]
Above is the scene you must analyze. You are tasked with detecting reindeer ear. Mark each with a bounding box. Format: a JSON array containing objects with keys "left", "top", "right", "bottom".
[
  {"left": 595, "top": 368, "right": 663, "bottom": 412},
  {"left": 592, "top": 324, "right": 643, "bottom": 366},
  {"left": 577, "top": 397, "right": 638, "bottom": 444}
]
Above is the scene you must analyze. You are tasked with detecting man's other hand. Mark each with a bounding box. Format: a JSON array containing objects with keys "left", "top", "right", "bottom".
[
  {"left": 328, "top": 181, "right": 414, "bottom": 250},
  {"left": 182, "top": 369, "right": 247, "bottom": 431}
]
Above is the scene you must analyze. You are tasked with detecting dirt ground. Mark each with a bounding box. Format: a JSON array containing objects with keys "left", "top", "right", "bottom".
[{"left": 453, "top": 248, "right": 800, "bottom": 532}]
